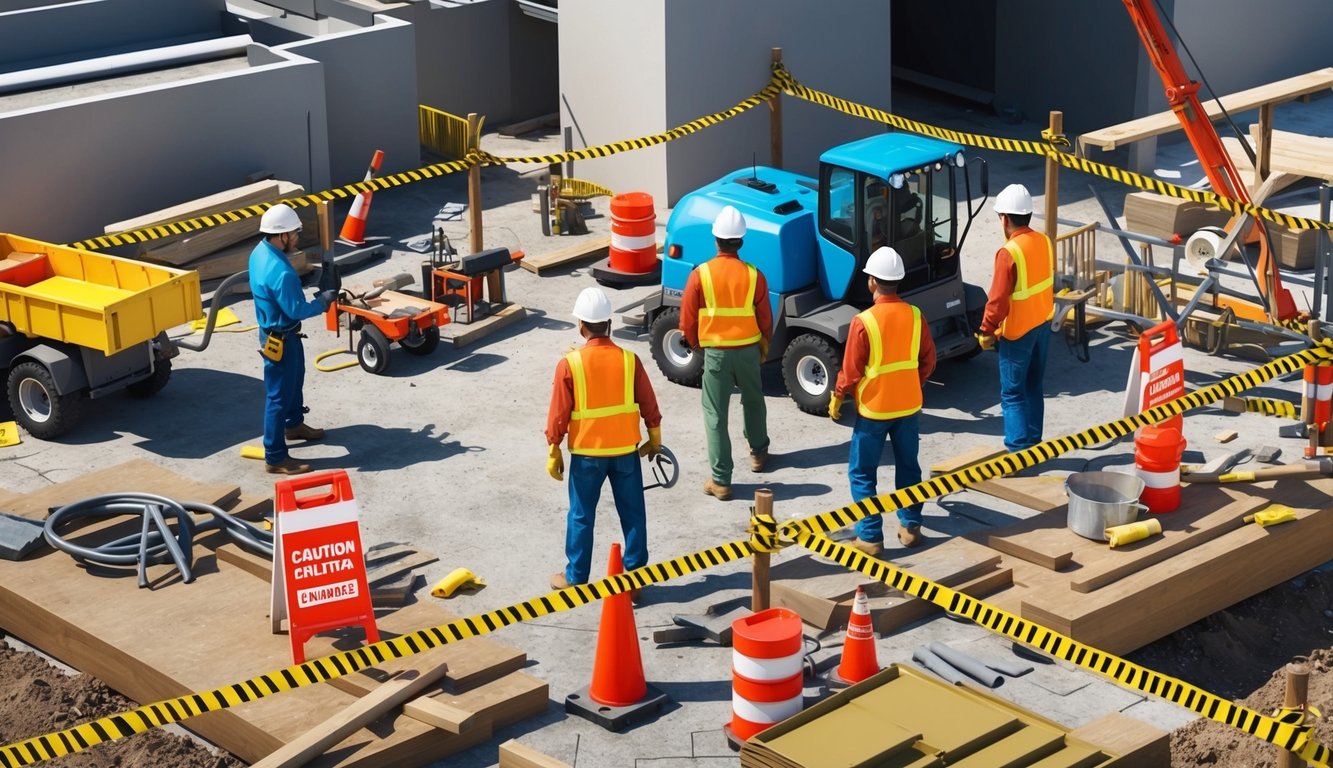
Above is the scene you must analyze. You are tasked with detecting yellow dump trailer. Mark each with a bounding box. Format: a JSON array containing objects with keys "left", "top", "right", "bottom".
[{"left": 1, "top": 234, "right": 205, "bottom": 439}]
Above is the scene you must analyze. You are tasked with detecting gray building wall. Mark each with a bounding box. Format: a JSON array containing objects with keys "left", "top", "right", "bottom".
[
  {"left": 0, "top": 47, "right": 330, "bottom": 243},
  {"left": 1172, "top": 0, "right": 1333, "bottom": 96},
  {"left": 0, "top": 0, "right": 226, "bottom": 69},
  {"left": 560, "top": 0, "right": 891, "bottom": 207},
  {"left": 281, "top": 16, "right": 420, "bottom": 185}
]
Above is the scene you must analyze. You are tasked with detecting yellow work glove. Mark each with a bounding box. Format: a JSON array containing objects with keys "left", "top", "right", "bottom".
[
  {"left": 638, "top": 426, "right": 662, "bottom": 458},
  {"left": 547, "top": 444, "right": 564, "bottom": 481},
  {"left": 758, "top": 336, "right": 770, "bottom": 361},
  {"left": 828, "top": 393, "right": 844, "bottom": 421},
  {"left": 1243, "top": 504, "right": 1296, "bottom": 527},
  {"left": 975, "top": 332, "right": 996, "bottom": 351}
]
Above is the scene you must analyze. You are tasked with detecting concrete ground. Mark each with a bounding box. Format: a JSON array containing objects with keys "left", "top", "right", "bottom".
[{"left": 3, "top": 83, "right": 1331, "bottom": 767}]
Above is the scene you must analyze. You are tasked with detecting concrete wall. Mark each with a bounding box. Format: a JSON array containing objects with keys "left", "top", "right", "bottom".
[
  {"left": 282, "top": 16, "right": 420, "bottom": 184},
  {"left": 0, "top": 0, "right": 226, "bottom": 70},
  {"left": 1172, "top": 0, "right": 1333, "bottom": 94},
  {"left": 0, "top": 48, "right": 330, "bottom": 243},
  {"left": 561, "top": 0, "right": 890, "bottom": 207}
]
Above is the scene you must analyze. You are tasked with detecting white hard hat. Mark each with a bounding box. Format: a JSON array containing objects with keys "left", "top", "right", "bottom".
[
  {"left": 864, "top": 246, "right": 905, "bottom": 281},
  {"left": 260, "top": 203, "right": 302, "bottom": 234},
  {"left": 572, "top": 286, "right": 613, "bottom": 323},
  {"left": 993, "top": 184, "right": 1033, "bottom": 215},
  {"left": 711, "top": 205, "right": 747, "bottom": 239}
]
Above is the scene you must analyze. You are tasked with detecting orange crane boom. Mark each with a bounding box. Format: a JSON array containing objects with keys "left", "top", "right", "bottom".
[{"left": 1121, "top": 0, "right": 1298, "bottom": 321}]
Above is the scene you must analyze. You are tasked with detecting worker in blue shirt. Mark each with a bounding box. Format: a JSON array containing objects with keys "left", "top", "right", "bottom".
[{"left": 249, "top": 204, "right": 336, "bottom": 475}]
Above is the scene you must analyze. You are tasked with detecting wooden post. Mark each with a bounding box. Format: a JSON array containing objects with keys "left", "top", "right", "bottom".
[
  {"left": 1276, "top": 662, "right": 1309, "bottom": 768},
  {"left": 1256, "top": 102, "right": 1274, "bottom": 187},
  {"left": 752, "top": 489, "right": 773, "bottom": 612},
  {"left": 1044, "top": 111, "right": 1063, "bottom": 244},
  {"left": 316, "top": 201, "right": 333, "bottom": 259},
  {"left": 467, "top": 112, "right": 483, "bottom": 256},
  {"left": 769, "top": 48, "right": 783, "bottom": 170}
]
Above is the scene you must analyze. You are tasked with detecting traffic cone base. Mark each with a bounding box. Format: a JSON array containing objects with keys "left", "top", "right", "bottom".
[{"left": 564, "top": 683, "right": 669, "bottom": 733}]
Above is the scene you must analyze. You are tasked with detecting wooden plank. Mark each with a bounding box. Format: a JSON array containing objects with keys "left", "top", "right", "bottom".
[
  {"left": 1078, "top": 67, "right": 1333, "bottom": 151},
  {"left": 441, "top": 303, "right": 527, "bottom": 349},
  {"left": 405, "top": 670, "right": 548, "bottom": 735},
  {"left": 863, "top": 564, "right": 1013, "bottom": 636},
  {"left": 518, "top": 236, "right": 611, "bottom": 275},
  {"left": 970, "top": 475, "right": 1068, "bottom": 513},
  {"left": 1068, "top": 713, "right": 1169, "bottom": 767},
  {"left": 366, "top": 549, "right": 439, "bottom": 585},
  {"left": 496, "top": 112, "right": 559, "bottom": 137},
  {"left": 1221, "top": 137, "right": 1301, "bottom": 203},
  {"left": 930, "top": 445, "right": 1006, "bottom": 476},
  {"left": 1250, "top": 125, "right": 1333, "bottom": 183},
  {"left": 0, "top": 459, "right": 239, "bottom": 521},
  {"left": 104, "top": 181, "right": 280, "bottom": 234},
  {"left": 215, "top": 541, "right": 271, "bottom": 580},
  {"left": 499, "top": 739, "right": 573, "bottom": 768},
  {"left": 1021, "top": 497, "right": 1333, "bottom": 654},
  {"left": 251, "top": 662, "right": 451, "bottom": 768}
]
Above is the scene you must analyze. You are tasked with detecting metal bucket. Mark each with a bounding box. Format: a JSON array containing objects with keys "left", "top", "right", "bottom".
[{"left": 1065, "top": 471, "right": 1149, "bottom": 541}]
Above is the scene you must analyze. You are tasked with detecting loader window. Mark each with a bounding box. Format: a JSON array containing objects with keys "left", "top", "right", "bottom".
[
  {"left": 928, "top": 164, "right": 955, "bottom": 249},
  {"left": 821, "top": 167, "right": 856, "bottom": 247}
]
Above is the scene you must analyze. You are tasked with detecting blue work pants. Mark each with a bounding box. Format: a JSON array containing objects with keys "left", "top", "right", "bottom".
[
  {"left": 565, "top": 452, "right": 648, "bottom": 584},
  {"left": 849, "top": 412, "right": 922, "bottom": 543},
  {"left": 998, "top": 326, "right": 1051, "bottom": 453},
  {"left": 262, "top": 332, "right": 306, "bottom": 465}
]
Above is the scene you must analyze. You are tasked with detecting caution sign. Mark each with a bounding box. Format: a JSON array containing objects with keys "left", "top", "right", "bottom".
[
  {"left": 270, "top": 470, "right": 378, "bottom": 664},
  {"left": 1124, "top": 320, "right": 1186, "bottom": 433}
]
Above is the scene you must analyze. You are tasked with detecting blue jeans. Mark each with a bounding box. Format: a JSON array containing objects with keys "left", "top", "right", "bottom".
[
  {"left": 849, "top": 412, "right": 922, "bottom": 543},
  {"left": 998, "top": 326, "right": 1051, "bottom": 453},
  {"left": 262, "top": 331, "right": 306, "bottom": 465},
  {"left": 566, "top": 452, "right": 649, "bottom": 584}
]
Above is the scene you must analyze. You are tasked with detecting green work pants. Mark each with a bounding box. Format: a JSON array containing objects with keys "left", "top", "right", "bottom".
[{"left": 701, "top": 345, "right": 769, "bottom": 485}]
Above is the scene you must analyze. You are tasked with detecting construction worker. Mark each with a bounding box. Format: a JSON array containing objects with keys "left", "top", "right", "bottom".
[
  {"left": 546, "top": 287, "right": 662, "bottom": 593},
  {"left": 680, "top": 205, "right": 772, "bottom": 501},
  {"left": 976, "top": 184, "right": 1055, "bottom": 453},
  {"left": 249, "top": 204, "right": 335, "bottom": 476},
  {"left": 830, "top": 247, "right": 936, "bottom": 554}
]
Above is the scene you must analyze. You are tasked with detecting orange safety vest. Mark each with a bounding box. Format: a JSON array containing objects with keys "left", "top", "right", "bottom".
[
  {"left": 697, "top": 258, "right": 761, "bottom": 348},
  {"left": 999, "top": 230, "right": 1054, "bottom": 341},
  {"left": 855, "top": 302, "right": 923, "bottom": 420},
  {"left": 565, "top": 345, "right": 641, "bottom": 456}
]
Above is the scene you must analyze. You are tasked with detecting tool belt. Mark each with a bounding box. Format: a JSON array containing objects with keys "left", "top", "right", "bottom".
[{"left": 259, "top": 323, "right": 302, "bottom": 363}]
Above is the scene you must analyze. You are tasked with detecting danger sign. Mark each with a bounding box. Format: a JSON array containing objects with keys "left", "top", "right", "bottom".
[
  {"left": 1123, "top": 320, "right": 1185, "bottom": 433},
  {"left": 270, "top": 470, "right": 378, "bottom": 664}
]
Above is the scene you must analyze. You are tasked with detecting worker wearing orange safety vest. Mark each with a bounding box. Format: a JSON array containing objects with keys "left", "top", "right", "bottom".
[
  {"left": 680, "top": 205, "right": 773, "bottom": 502},
  {"left": 546, "top": 287, "right": 662, "bottom": 594},
  {"left": 830, "top": 247, "right": 937, "bottom": 555},
  {"left": 976, "top": 184, "right": 1054, "bottom": 453}
]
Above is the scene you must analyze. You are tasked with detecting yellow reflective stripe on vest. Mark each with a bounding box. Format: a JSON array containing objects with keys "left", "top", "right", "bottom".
[
  {"left": 566, "top": 349, "right": 639, "bottom": 421},
  {"left": 698, "top": 261, "right": 762, "bottom": 347},
  {"left": 857, "top": 305, "right": 923, "bottom": 420},
  {"left": 1005, "top": 238, "right": 1054, "bottom": 300}
]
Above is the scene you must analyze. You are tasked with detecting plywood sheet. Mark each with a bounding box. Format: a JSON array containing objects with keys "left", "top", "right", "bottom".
[
  {"left": 519, "top": 236, "right": 610, "bottom": 275},
  {"left": 970, "top": 476, "right": 1068, "bottom": 513}
]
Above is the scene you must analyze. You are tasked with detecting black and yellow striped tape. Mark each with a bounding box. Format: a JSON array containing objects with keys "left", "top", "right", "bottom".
[
  {"left": 1241, "top": 396, "right": 1299, "bottom": 420},
  {"left": 780, "top": 341, "right": 1332, "bottom": 539},
  {"left": 794, "top": 530, "right": 1332, "bottom": 767},
  {"left": 0, "top": 539, "right": 754, "bottom": 767},
  {"left": 772, "top": 66, "right": 1333, "bottom": 234}
]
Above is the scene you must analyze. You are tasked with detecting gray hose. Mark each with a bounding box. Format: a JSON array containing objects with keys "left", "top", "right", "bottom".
[
  {"left": 175, "top": 270, "right": 252, "bottom": 352},
  {"left": 912, "top": 646, "right": 967, "bottom": 685},
  {"left": 43, "top": 493, "right": 273, "bottom": 588},
  {"left": 928, "top": 642, "right": 1002, "bottom": 687}
]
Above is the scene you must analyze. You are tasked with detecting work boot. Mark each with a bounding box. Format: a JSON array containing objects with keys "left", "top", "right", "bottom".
[
  {"left": 703, "top": 478, "right": 733, "bottom": 501},
  {"left": 266, "top": 458, "right": 312, "bottom": 476},
  {"left": 285, "top": 423, "right": 326, "bottom": 441},
  {"left": 898, "top": 524, "right": 924, "bottom": 548},
  {"left": 749, "top": 449, "right": 769, "bottom": 473},
  {"left": 850, "top": 538, "right": 883, "bottom": 557},
  {"left": 549, "top": 572, "right": 571, "bottom": 590}
]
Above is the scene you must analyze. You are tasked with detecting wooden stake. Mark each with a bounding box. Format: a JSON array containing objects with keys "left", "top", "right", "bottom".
[
  {"left": 769, "top": 48, "right": 784, "bottom": 170},
  {"left": 1276, "top": 662, "right": 1309, "bottom": 768},
  {"left": 1257, "top": 102, "right": 1274, "bottom": 187},
  {"left": 1044, "top": 111, "right": 1063, "bottom": 244},
  {"left": 467, "top": 112, "right": 483, "bottom": 257},
  {"left": 752, "top": 490, "right": 773, "bottom": 612},
  {"left": 316, "top": 200, "right": 333, "bottom": 259}
]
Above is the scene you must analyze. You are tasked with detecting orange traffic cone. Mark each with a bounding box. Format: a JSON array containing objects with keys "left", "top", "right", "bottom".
[
  {"left": 564, "top": 543, "right": 668, "bottom": 731},
  {"left": 826, "top": 586, "right": 880, "bottom": 687},
  {"left": 339, "top": 149, "right": 384, "bottom": 245}
]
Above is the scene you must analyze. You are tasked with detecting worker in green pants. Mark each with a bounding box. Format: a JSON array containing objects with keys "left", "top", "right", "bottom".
[{"left": 680, "top": 206, "right": 773, "bottom": 501}]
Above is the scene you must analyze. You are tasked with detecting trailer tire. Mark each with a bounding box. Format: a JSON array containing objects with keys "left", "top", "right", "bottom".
[
  {"left": 782, "top": 334, "right": 840, "bottom": 415},
  {"left": 401, "top": 325, "right": 440, "bottom": 356},
  {"left": 650, "top": 308, "right": 702, "bottom": 388},
  {"left": 8, "top": 362, "right": 84, "bottom": 439},
  {"left": 358, "top": 326, "right": 392, "bottom": 374},
  {"left": 126, "top": 357, "right": 172, "bottom": 398}
]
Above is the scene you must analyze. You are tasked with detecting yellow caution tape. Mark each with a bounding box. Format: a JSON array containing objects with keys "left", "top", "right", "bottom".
[
  {"left": 1242, "top": 397, "right": 1299, "bottom": 420},
  {"left": 793, "top": 530, "right": 1331, "bottom": 767},
  {"left": 558, "top": 178, "right": 614, "bottom": 201}
]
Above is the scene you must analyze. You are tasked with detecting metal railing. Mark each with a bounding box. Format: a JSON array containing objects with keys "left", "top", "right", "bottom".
[{"left": 418, "top": 105, "right": 476, "bottom": 160}]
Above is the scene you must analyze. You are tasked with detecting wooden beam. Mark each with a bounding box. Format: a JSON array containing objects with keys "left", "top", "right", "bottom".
[
  {"left": 752, "top": 489, "right": 772, "bottom": 612},
  {"left": 518, "top": 236, "right": 611, "bottom": 275},
  {"left": 251, "top": 663, "right": 451, "bottom": 768},
  {"left": 499, "top": 740, "right": 572, "bottom": 768},
  {"left": 1256, "top": 102, "right": 1274, "bottom": 185},
  {"left": 467, "top": 112, "right": 483, "bottom": 256}
]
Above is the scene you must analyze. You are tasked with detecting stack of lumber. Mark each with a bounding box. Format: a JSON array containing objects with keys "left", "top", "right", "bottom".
[
  {"left": 104, "top": 180, "right": 316, "bottom": 281},
  {"left": 1122, "top": 191, "right": 1229, "bottom": 242},
  {"left": 0, "top": 460, "right": 549, "bottom": 767}
]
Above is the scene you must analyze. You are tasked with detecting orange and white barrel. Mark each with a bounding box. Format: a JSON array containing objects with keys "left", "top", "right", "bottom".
[
  {"left": 1316, "top": 364, "right": 1333, "bottom": 428},
  {"left": 1135, "top": 425, "right": 1185, "bottom": 514},
  {"left": 608, "top": 192, "right": 657, "bottom": 275},
  {"left": 727, "top": 608, "right": 803, "bottom": 742}
]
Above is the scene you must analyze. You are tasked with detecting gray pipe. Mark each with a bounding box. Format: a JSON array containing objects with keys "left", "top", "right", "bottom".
[
  {"left": 928, "top": 642, "right": 1003, "bottom": 687},
  {"left": 912, "top": 647, "right": 966, "bottom": 685},
  {"left": 0, "top": 35, "right": 252, "bottom": 95}
]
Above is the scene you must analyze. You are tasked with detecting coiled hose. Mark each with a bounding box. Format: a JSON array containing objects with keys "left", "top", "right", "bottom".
[{"left": 43, "top": 493, "right": 274, "bottom": 588}]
